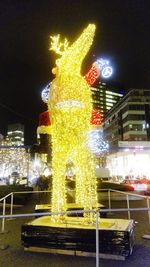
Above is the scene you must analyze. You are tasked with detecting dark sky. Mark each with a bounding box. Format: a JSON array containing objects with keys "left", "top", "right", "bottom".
[{"left": 0, "top": 0, "right": 150, "bottom": 144}]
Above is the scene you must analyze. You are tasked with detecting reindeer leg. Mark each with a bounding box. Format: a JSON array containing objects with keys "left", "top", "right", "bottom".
[{"left": 51, "top": 140, "right": 67, "bottom": 221}]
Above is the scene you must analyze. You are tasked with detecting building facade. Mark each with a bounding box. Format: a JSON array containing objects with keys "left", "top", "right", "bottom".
[
  {"left": 103, "top": 89, "right": 150, "bottom": 179},
  {"left": 91, "top": 82, "right": 124, "bottom": 121},
  {"left": 7, "top": 123, "right": 24, "bottom": 145},
  {"left": 103, "top": 89, "right": 150, "bottom": 149}
]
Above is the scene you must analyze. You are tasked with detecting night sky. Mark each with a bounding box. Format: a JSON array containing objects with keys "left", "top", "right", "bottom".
[{"left": 0, "top": 0, "right": 150, "bottom": 144}]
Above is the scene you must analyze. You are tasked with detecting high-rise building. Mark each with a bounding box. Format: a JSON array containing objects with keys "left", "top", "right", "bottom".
[
  {"left": 103, "top": 89, "right": 150, "bottom": 180},
  {"left": 91, "top": 82, "right": 124, "bottom": 121},
  {"left": 103, "top": 89, "right": 150, "bottom": 149},
  {"left": 7, "top": 123, "right": 24, "bottom": 145}
]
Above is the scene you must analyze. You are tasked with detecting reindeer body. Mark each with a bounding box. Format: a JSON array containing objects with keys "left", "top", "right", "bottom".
[{"left": 48, "top": 24, "right": 98, "bottom": 221}]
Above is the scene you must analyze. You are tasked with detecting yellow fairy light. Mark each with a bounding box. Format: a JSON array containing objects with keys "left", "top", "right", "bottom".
[
  {"left": 50, "top": 34, "right": 69, "bottom": 56},
  {"left": 48, "top": 24, "right": 98, "bottom": 222},
  {"left": 37, "top": 125, "right": 51, "bottom": 135}
]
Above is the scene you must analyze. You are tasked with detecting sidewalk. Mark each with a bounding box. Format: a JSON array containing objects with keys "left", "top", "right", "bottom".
[{"left": 0, "top": 196, "right": 150, "bottom": 267}]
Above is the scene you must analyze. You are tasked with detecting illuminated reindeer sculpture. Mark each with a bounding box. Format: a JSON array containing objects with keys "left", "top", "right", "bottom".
[{"left": 48, "top": 24, "right": 98, "bottom": 221}]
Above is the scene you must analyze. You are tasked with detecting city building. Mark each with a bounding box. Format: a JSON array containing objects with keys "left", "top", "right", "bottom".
[
  {"left": 7, "top": 123, "right": 24, "bottom": 145},
  {"left": 91, "top": 81, "right": 124, "bottom": 121},
  {"left": 102, "top": 88, "right": 150, "bottom": 179},
  {"left": 103, "top": 88, "right": 150, "bottom": 149}
]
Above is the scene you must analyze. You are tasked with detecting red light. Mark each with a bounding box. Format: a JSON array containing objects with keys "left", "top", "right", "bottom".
[
  {"left": 84, "top": 64, "right": 100, "bottom": 86},
  {"left": 91, "top": 109, "right": 102, "bottom": 125},
  {"left": 39, "top": 111, "right": 51, "bottom": 126}
]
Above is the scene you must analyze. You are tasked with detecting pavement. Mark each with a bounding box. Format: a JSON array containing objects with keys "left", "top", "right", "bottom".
[{"left": 0, "top": 192, "right": 150, "bottom": 267}]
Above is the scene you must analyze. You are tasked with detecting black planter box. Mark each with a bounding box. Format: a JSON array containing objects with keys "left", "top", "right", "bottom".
[{"left": 21, "top": 216, "right": 134, "bottom": 258}]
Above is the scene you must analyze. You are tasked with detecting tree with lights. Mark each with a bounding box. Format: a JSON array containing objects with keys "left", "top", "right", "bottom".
[{"left": 0, "top": 139, "right": 31, "bottom": 184}]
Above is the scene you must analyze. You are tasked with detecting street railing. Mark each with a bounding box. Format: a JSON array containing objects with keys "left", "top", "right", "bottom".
[
  {"left": 0, "top": 202, "right": 100, "bottom": 267},
  {"left": 1, "top": 188, "right": 150, "bottom": 267},
  {"left": 0, "top": 192, "right": 12, "bottom": 233},
  {"left": 1, "top": 188, "right": 150, "bottom": 232},
  {"left": 106, "top": 189, "right": 150, "bottom": 223}
]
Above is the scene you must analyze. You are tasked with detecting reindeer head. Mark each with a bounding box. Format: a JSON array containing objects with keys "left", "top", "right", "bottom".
[{"left": 48, "top": 24, "right": 96, "bottom": 128}]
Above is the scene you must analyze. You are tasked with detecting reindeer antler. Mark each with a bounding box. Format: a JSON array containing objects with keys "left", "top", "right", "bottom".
[{"left": 49, "top": 34, "right": 69, "bottom": 55}]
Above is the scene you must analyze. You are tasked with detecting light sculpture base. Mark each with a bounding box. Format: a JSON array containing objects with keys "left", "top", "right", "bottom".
[
  {"left": 34, "top": 203, "right": 107, "bottom": 218},
  {"left": 21, "top": 216, "right": 134, "bottom": 260}
]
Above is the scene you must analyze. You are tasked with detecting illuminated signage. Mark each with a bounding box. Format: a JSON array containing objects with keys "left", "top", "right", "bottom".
[{"left": 96, "top": 58, "right": 113, "bottom": 79}]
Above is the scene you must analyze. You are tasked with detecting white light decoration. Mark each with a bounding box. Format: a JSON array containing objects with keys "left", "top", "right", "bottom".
[
  {"left": 96, "top": 58, "right": 113, "bottom": 79},
  {"left": 55, "top": 100, "right": 83, "bottom": 109},
  {"left": 41, "top": 83, "right": 51, "bottom": 103},
  {"left": 0, "top": 139, "right": 32, "bottom": 183},
  {"left": 102, "top": 66, "right": 113, "bottom": 78},
  {"left": 43, "top": 167, "right": 52, "bottom": 177},
  {"left": 87, "top": 128, "right": 109, "bottom": 155}
]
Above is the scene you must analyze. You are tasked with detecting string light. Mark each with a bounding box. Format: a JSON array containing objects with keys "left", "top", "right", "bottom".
[
  {"left": 37, "top": 111, "right": 51, "bottom": 135},
  {"left": 41, "top": 83, "right": 51, "bottom": 104},
  {"left": 96, "top": 58, "right": 113, "bottom": 79},
  {"left": 91, "top": 108, "right": 102, "bottom": 125},
  {"left": 84, "top": 62, "right": 100, "bottom": 85},
  {"left": 0, "top": 139, "right": 31, "bottom": 182},
  {"left": 48, "top": 24, "right": 98, "bottom": 222},
  {"left": 87, "top": 128, "right": 109, "bottom": 155}
]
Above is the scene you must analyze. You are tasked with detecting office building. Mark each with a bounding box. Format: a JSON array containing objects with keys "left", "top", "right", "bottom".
[
  {"left": 103, "top": 88, "right": 150, "bottom": 149},
  {"left": 7, "top": 123, "right": 24, "bottom": 145},
  {"left": 91, "top": 82, "right": 124, "bottom": 121},
  {"left": 103, "top": 89, "right": 150, "bottom": 179}
]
